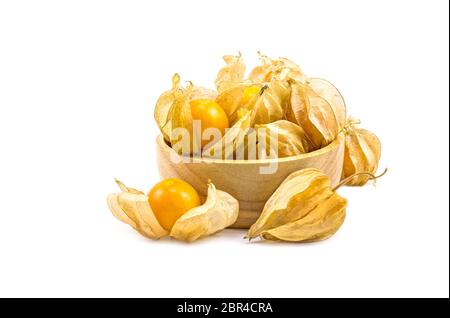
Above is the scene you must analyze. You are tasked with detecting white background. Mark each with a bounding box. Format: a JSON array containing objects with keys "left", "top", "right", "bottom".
[{"left": 0, "top": 0, "right": 448, "bottom": 298}]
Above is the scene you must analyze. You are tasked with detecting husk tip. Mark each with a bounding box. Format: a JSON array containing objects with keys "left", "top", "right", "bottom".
[{"left": 114, "top": 178, "right": 126, "bottom": 191}]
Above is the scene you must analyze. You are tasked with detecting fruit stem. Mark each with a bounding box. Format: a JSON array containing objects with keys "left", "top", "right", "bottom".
[
  {"left": 259, "top": 85, "right": 269, "bottom": 96},
  {"left": 333, "top": 168, "right": 388, "bottom": 191}
]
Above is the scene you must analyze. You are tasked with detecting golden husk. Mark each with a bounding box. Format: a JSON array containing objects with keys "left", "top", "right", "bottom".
[
  {"left": 170, "top": 182, "right": 239, "bottom": 242},
  {"left": 215, "top": 82, "right": 261, "bottom": 125},
  {"left": 202, "top": 108, "right": 253, "bottom": 159},
  {"left": 214, "top": 53, "right": 246, "bottom": 93},
  {"left": 255, "top": 120, "right": 312, "bottom": 158},
  {"left": 191, "top": 86, "right": 218, "bottom": 101},
  {"left": 308, "top": 77, "right": 347, "bottom": 130},
  {"left": 154, "top": 73, "right": 182, "bottom": 142},
  {"left": 249, "top": 85, "right": 284, "bottom": 125},
  {"left": 276, "top": 57, "right": 307, "bottom": 83},
  {"left": 247, "top": 168, "right": 347, "bottom": 242},
  {"left": 287, "top": 81, "right": 339, "bottom": 150},
  {"left": 342, "top": 121, "right": 382, "bottom": 186},
  {"left": 261, "top": 193, "right": 346, "bottom": 242},
  {"left": 154, "top": 74, "right": 217, "bottom": 150},
  {"left": 215, "top": 80, "right": 286, "bottom": 127},
  {"left": 266, "top": 79, "right": 291, "bottom": 113},
  {"left": 203, "top": 83, "right": 287, "bottom": 159},
  {"left": 248, "top": 52, "right": 307, "bottom": 84},
  {"left": 247, "top": 52, "right": 277, "bottom": 83},
  {"left": 107, "top": 180, "right": 168, "bottom": 239}
]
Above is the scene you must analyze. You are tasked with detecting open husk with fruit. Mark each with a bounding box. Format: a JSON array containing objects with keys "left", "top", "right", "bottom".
[{"left": 107, "top": 179, "right": 239, "bottom": 242}]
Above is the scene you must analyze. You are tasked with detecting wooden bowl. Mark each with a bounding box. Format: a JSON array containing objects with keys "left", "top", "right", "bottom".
[{"left": 156, "top": 134, "right": 345, "bottom": 229}]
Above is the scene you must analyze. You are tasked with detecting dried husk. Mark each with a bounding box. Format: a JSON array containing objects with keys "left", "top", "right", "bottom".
[
  {"left": 248, "top": 52, "right": 307, "bottom": 84},
  {"left": 202, "top": 108, "right": 253, "bottom": 159},
  {"left": 169, "top": 82, "right": 194, "bottom": 133},
  {"left": 215, "top": 53, "right": 246, "bottom": 93},
  {"left": 164, "top": 82, "right": 197, "bottom": 154},
  {"left": 248, "top": 52, "right": 277, "bottom": 83},
  {"left": 167, "top": 82, "right": 219, "bottom": 155},
  {"left": 247, "top": 167, "right": 386, "bottom": 242},
  {"left": 250, "top": 86, "right": 284, "bottom": 125},
  {"left": 266, "top": 79, "right": 291, "bottom": 113},
  {"left": 255, "top": 120, "right": 312, "bottom": 158},
  {"left": 107, "top": 179, "right": 168, "bottom": 239},
  {"left": 246, "top": 169, "right": 345, "bottom": 243},
  {"left": 170, "top": 182, "right": 239, "bottom": 242},
  {"left": 287, "top": 81, "right": 339, "bottom": 150},
  {"left": 342, "top": 121, "right": 382, "bottom": 186},
  {"left": 215, "top": 82, "right": 262, "bottom": 126},
  {"left": 247, "top": 168, "right": 339, "bottom": 240},
  {"left": 261, "top": 192, "right": 346, "bottom": 242},
  {"left": 308, "top": 78, "right": 347, "bottom": 130},
  {"left": 200, "top": 85, "right": 262, "bottom": 159},
  {"left": 203, "top": 82, "right": 288, "bottom": 159},
  {"left": 276, "top": 57, "right": 307, "bottom": 83},
  {"left": 154, "top": 73, "right": 182, "bottom": 142},
  {"left": 107, "top": 180, "right": 239, "bottom": 242},
  {"left": 155, "top": 74, "right": 217, "bottom": 149},
  {"left": 215, "top": 79, "right": 286, "bottom": 127},
  {"left": 191, "top": 86, "right": 218, "bottom": 101}
]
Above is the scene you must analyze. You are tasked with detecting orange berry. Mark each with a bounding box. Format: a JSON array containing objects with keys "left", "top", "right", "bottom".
[
  {"left": 190, "top": 99, "right": 229, "bottom": 148},
  {"left": 148, "top": 178, "right": 201, "bottom": 231}
]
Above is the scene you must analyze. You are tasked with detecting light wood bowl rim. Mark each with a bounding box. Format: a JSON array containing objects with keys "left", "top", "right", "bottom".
[{"left": 157, "top": 133, "right": 343, "bottom": 165}]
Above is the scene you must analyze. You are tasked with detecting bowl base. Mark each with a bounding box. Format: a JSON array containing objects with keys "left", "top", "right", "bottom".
[{"left": 229, "top": 210, "right": 260, "bottom": 229}]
